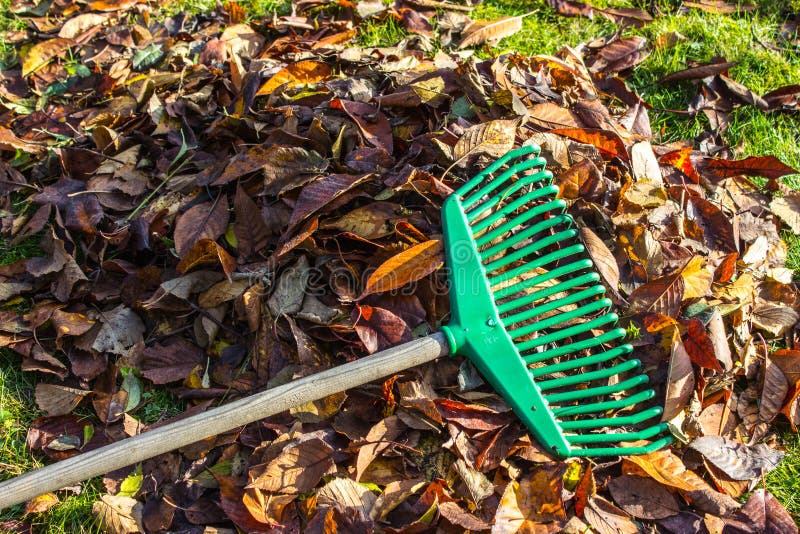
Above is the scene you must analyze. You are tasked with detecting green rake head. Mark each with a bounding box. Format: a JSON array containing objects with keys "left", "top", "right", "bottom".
[{"left": 440, "top": 145, "right": 674, "bottom": 458}]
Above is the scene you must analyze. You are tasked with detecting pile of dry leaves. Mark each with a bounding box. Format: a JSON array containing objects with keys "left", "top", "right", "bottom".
[{"left": 2, "top": 0, "right": 800, "bottom": 531}]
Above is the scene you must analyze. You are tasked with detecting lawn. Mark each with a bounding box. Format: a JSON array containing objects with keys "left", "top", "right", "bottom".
[{"left": 1, "top": 0, "right": 799, "bottom": 530}]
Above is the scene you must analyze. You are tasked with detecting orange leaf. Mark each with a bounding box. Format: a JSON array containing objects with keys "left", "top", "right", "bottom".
[
  {"left": 659, "top": 147, "right": 701, "bottom": 184},
  {"left": 359, "top": 240, "right": 444, "bottom": 298},
  {"left": 707, "top": 155, "right": 798, "bottom": 180},
  {"left": 551, "top": 128, "right": 629, "bottom": 160},
  {"left": 256, "top": 60, "right": 332, "bottom": 97},
  {"left": 681, "top": 318, "right": 723, "bottom": 372},
  {"left": 176, "top": 239, "right": 236, "bottom": 281}
]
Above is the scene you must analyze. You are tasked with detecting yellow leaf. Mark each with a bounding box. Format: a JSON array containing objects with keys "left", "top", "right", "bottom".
[
  {"left": 680, "top": 256, "right": 713, "bottom": 299},
  {"left": 22, "top": 38, "right": 72, "bottom": 77},
  {"left": 24, "top": 492, "right": 60, "bottom": 515},
  {"left": 256, "top": 60, "right": 332, "bottom": 97}
]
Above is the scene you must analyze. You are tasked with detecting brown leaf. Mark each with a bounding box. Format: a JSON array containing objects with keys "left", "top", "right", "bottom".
[
  {"left": 770, "top": 190, "right": 800, "bottom": 234},
  {"left": 663, "top": 332, "right": 695, "bottom": 420},
  {"left": 352, "top": 305, "right": 412, "bottom": 353},
  {"left": 591, "top": 36, "right": 649, "bottom": 73},
  {"left": 286, "top": 174, "right": 369, "bottom": 232},
  {"left": 607, "top": 475, "right": 680, "bottom": 520},
  {"left": 629, "top": 272, "right": 685, "bottom": 317},
  {"left": 528, "top": 102, "right": 582, "bottom": 130},
  {"left": 91, "top": 305, "right": 145, "bottom": 356},
  {"left": 438, "top": 501, "right": 490, "bottom": 531},
  {"left": 248, "top": 438, "right": 334, "bottom": 493},
  {"left": 34, "top": 383, "right": 91, "bottom": 416},
  {"left": 583, "top": 496, "right": 639, "bottom": 534},
  {"left": 92, "top": 495, "right": 144, "bottom": 534},
  {"left": 624, "top": 449, "right": 741, "bottom": 516},
  {"left": 0, "top": 127, "right": 46, "bottom": 154},
  {"left": 213, "top": 145, "right": 327, "bottom": 191},
  {"left": 330, "top": 99, "right": 393, "bottom": 155},
  {"left": 359, "top": 240, "right": 444, "bottom": 298},
  {"left": 579, "top": 227, "right": 622, "bottom": 302},
  {"left": 176, "top": 239, "right": 236, "bottom": 281},
  {"left": 452, "top": 119, "right": 518, "bottom": 162},
  {"left": 173, "top": 198, "right": 230, "bottom": 258},
  {"left": 752, "top": 302, "right": 799, "bottom": 337},
  {"left": 317, "top": 477, "right": 377, "bottom": 521},
  {"left": 321, "top": 202, "right": 404, "bottom": 239},
  {"left": 217, "top": 475, "right": 276, "bottom": 532},
  {"left": 547, "top": 0, "right": 593, "bottom": 18},
  {"left": 356, "top": 416, "right": 405, "bottom": 481},
  {"left": 139, "top": 338, "right": 204, "bottom": 384},
  {"left": 659, "top": 61, "right": 737, "bottom": 84},
  {"left": 233, "top": 186, "right": 271, "bottom": 259},
  {"left": 684, "top": 0, "right": 755, "bottom": 13},
  {"left": 689, "top": 436, "right": 784, "bottom": 480},
  {"left": 59, "top": 13, "right": 109, "bottom": 38},
  {"left": 256, "top": 60, "right": 332, "bottom": 96},
  {"left": 761, "top": 355, "right": 789, "bottom": 423},
  {"left": 24, "top": 493, "right": 60, "bottom": 515},
  {"left": 242, "top": 489, "right": 294, "bottom": 526},
  {"left": 707, "top": 155, "right": 798, "bottom": 180},
  {"left": 434, "top": 398, "right": 511, "bottom": 431},
  {"left": 458, "top": 15, "right": 526, "bottom": 48},
  {"left": 659, "top": 147, "right": 701, "bottom": 184},
  {"left": 599, "top": 7, "right": 653, "bottom": 26}
]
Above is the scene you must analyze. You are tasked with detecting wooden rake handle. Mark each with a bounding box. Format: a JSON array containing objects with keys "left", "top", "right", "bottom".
[{"left": 0, "top": 333, "right": 449, "bottom": 510}]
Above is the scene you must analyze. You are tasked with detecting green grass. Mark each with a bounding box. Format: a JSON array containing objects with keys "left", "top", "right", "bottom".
[
  {"left": 0, "top": 350, "right": 103, "bottom": 533},
  {"left": 767, "top": 426, "right": 800, "bottom": 518}
]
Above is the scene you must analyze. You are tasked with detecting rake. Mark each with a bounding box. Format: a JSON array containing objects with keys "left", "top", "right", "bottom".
[{"left": 0, "top": 144, "right": 672, "bottom": 510}]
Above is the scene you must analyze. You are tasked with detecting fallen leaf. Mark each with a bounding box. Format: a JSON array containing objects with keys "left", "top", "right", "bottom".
[
  {"left": 707, "top": 156, "right": 798, "bottom": 180},
  {"left": 551, "top": 128, "right": 628, "bottom": 160},
  {"left": 24, "top": 493, "right": 60, "bottom": 515},
  {"left": 256, "top": 60, "right": 332, "bottom": 96},
  {"left": 248, "top": 438, "right": 334, "bottom": 493},
  {"left": 22, "top": 38, "right": 72, "bottom": 77},
  {"left": 492, "top": 466, "right": 566, "bottom": 531},
  {"left": 607, "top": 475, "right": 680, "bottom": 520},
  {"left": 353, "top": 305, "right": 412, "bottom": 353},
  {"left": 458, "top": 15, "right": 526, "bottom": 48},
  {"left": 659, "top": 61, "right": 737, "bottom": 84},
  {"left": 452, "top": 119, "right": 518, "bottom": 162},
  {"left": 173, "top": 198, "right": 230, "bottom": 258},
  {"left": 583, "top": 496, "right": 639, "bottom": 534},
  {"left": 317, "top": 477, "right": 377, "bottom": 521},
  {"left": 92, "top": 495, "right": 144, "bottom": 534},
  {"left": 34, "top": 384, "right": 91, "bottom": 416},
  {"left": 628, "top": 272, "right": 685, "bottom": 317},
  {"left": 359, "top": 240, "right": 444, "bottom": 298},
  {"left": 689, "top": 436, "right": 784, "bottom": 480}
]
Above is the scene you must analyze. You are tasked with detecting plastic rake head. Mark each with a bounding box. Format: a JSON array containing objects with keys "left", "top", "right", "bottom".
[{"left": 440, "top": 145, "right": 674, "bottom": 457}]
